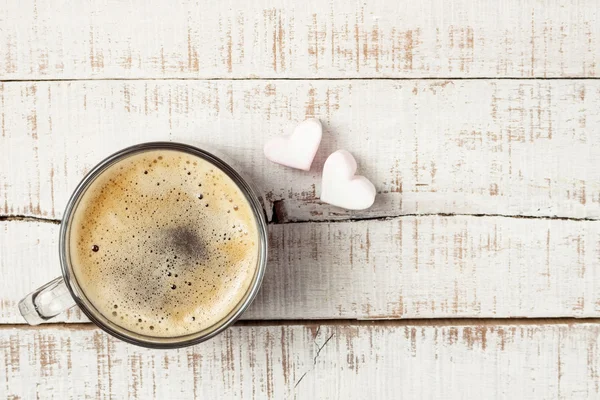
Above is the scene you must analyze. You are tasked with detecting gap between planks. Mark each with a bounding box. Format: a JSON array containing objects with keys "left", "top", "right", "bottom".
[
  {"left": 1, "top": 211, "right": 598, "bottom": 226},
  {"left": 2, "top": 317, "right": 600, "bottom": 331},
  {"left": 1, "top": 77, "right": 600, "bottom": 83}
]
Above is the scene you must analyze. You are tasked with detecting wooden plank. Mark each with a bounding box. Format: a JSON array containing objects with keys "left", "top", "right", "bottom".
[
  {"left": 2, "top": 216, "right": 599, "bottom": 323},
  {"left": 1, "top": 322, "right": 599, "bottom": 399},
  {"left": 1, "top": 80, "right": 599, "bottom": 222},
  {"left": 1, "top": 0, "right": 599, "bottom": 79}
]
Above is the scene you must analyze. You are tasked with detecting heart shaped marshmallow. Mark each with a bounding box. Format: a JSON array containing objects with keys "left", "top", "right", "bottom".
[
  {"left": 264, "top": 118, "right": 322, "bottom": 171},
  {"left": 320, "top": 150, "right": 376, "bottom": 210}
]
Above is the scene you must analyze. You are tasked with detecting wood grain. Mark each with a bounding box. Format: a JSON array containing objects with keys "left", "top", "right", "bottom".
[
  {"left": 1, "top": 0, "right": 599, "bottom": 79},
  {"left": 2, "top": 0, "right": 599, "bottom": 396},
  {"left": 1, "top": 80, "right": 599, "bottom": 222},
  {"left": 1, "top": 322, "right": 599, "bottom": 399},
  {"left": 3, "top": 216, "right": 599, "bottom": 323}
]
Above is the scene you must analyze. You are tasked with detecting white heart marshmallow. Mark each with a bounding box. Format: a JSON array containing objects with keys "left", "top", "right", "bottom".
[
  {"left": 320, "top": 150, "right": 376, "bottom": 210},
  {"left": 263, "top": 118, "right": 322, "bottom": 171}
]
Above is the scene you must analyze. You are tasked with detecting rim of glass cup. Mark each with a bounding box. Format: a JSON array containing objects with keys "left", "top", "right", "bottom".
[{"left": 58, "top": 142, "right": 268, "bottom": 348}]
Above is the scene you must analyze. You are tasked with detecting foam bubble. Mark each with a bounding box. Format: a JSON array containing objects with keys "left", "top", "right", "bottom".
[{"left": 69, "top": 150, "right": 260, "bottom": 337}]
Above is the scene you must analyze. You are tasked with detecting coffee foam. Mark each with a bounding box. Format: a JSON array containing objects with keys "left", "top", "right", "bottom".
[{"left": 69, "top": 150, "right": 259, "bottom": 337}]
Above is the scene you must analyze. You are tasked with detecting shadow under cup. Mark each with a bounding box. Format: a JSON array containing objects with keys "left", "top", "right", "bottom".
[{"left": 19, "top": 142, "right": 269, "bottom": 348}]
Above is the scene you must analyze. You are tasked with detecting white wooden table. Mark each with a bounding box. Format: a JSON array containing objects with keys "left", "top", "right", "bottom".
[{"left": 1, "top": 1, "right": 600, "bottom": 398}]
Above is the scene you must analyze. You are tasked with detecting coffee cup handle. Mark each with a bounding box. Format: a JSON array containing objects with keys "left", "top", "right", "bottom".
[{"left": 18, "top": 277, "right": 77, "bottom": 325}]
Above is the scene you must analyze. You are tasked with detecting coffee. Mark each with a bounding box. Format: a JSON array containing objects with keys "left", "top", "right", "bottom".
[{"left": 69, "top": 150, "right": 259, "bottom": 337}]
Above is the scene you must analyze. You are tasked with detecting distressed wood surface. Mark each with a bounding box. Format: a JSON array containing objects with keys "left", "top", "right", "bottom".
[
  {"left": 1, "top": 0, "right": 599, "bottom": 79},
  {"left": 1, "top": 80, "right": 599, "bottom": 222},
  {"left": 2, "top": 0, "right": 600, "bottom": 396},
  {"left": 2, "top": 216, "right": 599, "bottom": 323},
  {"left": 1, "top": 322, "right": 599, "bottom": 399}
]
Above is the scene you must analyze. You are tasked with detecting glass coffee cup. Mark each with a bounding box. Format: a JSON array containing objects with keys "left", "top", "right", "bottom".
[{"left": 18, "top": 142, "right": 268, "bottom": 348}]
